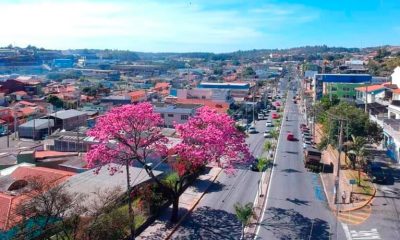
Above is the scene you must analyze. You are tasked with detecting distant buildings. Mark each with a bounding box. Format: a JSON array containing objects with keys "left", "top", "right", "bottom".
[
  {"left": 154, "top": 102, "right": 200, "bottom": 128},
  {"left": 314, "top": 74, "right": 372, "bottom": 101}
]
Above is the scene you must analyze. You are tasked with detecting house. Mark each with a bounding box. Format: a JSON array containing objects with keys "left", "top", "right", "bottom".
[
  {"left": 62, "top": 164, "right": 162, "bottom": 210},
  {"left": 174, "top": 98, "right": 229, "bottom": 114},
  {"left": 100, "top": 95, "right": 132, "bottom": 105},
  {"left": 0, "top": 166, "right": 73, "bottom": 234},
  {"left": 46, "top": 128, "right": 97, "bottom": 152},
  {"left": 176, "top": 88, "right": 231, "bottom": 103},
  {"left": 127, "top": 90, "right": 146, "bottom": 103},
  {"left": 355, "top": 84, "right": 387, "bottom": 105},
  {"left": 47, "top": 109, "right": 87, "bottom": 131},
  {"left": 18, "top": 119, "right": 54, "bottom": 140},
  {"left": 153, "top": 103, "right": 201, "bottom": 128}
]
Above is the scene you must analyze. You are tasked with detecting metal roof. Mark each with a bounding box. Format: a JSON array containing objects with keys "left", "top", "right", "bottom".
[
  {"left": 50, "top": 109, "right": 87, "bottom": 119},
  {"left": 64, "top": 164, "right": 163, "bottom": 210},
  {"left": 19, "top": 119, "right": 54, "bottom": 129}
]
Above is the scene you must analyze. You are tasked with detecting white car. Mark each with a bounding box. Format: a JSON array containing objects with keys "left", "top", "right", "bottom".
[
  {"left": 249, "top": 126, "right": 257, "bottom": 133},
  {"left": 266, "top": 121, "right": 273, "bottom": 127},
  {"left": 264, "top": 131, "right": 272, "bottom": 138}
]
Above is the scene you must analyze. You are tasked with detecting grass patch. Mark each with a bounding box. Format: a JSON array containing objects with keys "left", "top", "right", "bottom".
[{"left": 344, "top": 170, "right": 374, "bottom": 195}]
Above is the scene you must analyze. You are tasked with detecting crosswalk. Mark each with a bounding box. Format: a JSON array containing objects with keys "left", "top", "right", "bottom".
[
  {"left": 337, "top": 204, "right": 372, "bottom": 225},
  {"left": 342, "top": 224, "right": 382, "bottom": 240}
]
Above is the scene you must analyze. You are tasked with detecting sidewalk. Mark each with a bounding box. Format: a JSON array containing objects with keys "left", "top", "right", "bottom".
[
  {"left": 319, "top": 144, "right": 376, "bottom": 213},
  {"left": 245, "top": 168, "right": 272, "bottom": 238},
  {"left": 137, "top": 167, "right": 222, "bottom": 240}
]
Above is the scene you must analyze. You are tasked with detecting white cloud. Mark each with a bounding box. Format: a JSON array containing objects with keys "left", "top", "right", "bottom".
[{"left": 0, "top": 0, "right": 319, "bottom": 52}]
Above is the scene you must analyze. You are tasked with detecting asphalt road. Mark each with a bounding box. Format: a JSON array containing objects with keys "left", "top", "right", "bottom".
[
  {"left": 255, "top": 85, "right": 346, "bottom": 239},
  {"left": 344, "top": 164, "right": 400, "bottom": 240},
  {"left": 171, "top": 74, "right": 290, "bottom": 240},
  {"left": 171, "top": 117, "right": 268, "bottom": 239}
]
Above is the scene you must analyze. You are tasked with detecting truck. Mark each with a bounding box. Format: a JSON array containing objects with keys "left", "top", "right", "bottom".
[{"left": 303, "top": 147, "right": 322, "bottom": 167}]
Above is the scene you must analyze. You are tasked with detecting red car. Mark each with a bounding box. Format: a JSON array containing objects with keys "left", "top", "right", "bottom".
[
  {"left": 272, "top": 113, "right": 280, "bottom": 119},
  {"left": 275, "top": 102, "right": 281, "bottom": 107},
  {"left": 287, "top": 132, "right": 295, "bottom": 141}
]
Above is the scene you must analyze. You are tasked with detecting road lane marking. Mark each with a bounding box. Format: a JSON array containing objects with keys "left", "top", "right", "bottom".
[
  {"left": 342, "top": 224, "right": 382, "bottom": 240},
  {"left": 254, "top": 90, "right": 289, "bottom": 239}
]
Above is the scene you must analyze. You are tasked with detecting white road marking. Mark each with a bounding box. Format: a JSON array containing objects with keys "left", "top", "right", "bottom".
[
  {"left": 342, "top": 223, "right": 382, "bottom": 240},
  {"left": 254, "top": 92, "right": 288, "bottom": 239}
]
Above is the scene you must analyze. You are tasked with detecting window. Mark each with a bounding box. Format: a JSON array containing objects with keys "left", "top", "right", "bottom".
[
  {"left": 181, "top": 115, "right": 188, "bottom": 120},
  {"left": 331, "top": 87, "right": 337, "bottom": 91},
  {"left": 168, "top": 114, "right": 174, "bottom": 117},
  {"left": 201, "top": 96, "right": 206, "bottom": 99},
  {"left": 343, "top": 87, "right": 350, "bottom": 92},
  {"left": 160, "top": 113, "right": 164, "bottom": 118}
]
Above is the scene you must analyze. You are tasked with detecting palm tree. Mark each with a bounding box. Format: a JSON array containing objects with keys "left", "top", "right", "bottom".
[
  {"left": 270, "top": 129, "right": 279, "bottom": 141},
  {"left": 234, "top": 202, "right": 255, "bottom": 239},
  {"left": 347, "top": 135, "right": 368, "bottom": 186}
]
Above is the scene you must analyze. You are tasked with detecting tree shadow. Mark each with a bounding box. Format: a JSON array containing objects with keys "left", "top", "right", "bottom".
[
  {"left": 286, "top": 198, "right": 310, "bottom": 206},
  {"left": 281, "top": 168, "right": 301, "bottom": 173},
  {"left": 191, "top": 179, "right": 225, "bottom": 194},
  {"left": 286, "top": 151, "right": 298, "bottom": 155},
  {"left": 258, "top": 207, "right": 331, "bottom": 240},
  {"left": 173, "top": 206, "right": 242, "bottom": 240}
]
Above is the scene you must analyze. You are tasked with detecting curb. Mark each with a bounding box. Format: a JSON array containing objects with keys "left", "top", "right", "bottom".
[
  {"left": 247, "top": 168, "right": 272, "bottom": 235},
  {"left": 165, "top": 168, "right": 223, "bottom": 240},
  {"left": 340, "top": 186, "right": 377, "bottom": 213},
  {"left": 319, "top": 172, "right": 377, "bottom": 213}
]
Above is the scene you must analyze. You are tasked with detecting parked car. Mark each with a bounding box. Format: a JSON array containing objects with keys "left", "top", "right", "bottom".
[
  {"left": 272, "top": 113, "right": 280, "bottom": 119},
  {"left": 366, "top": 162, "right": 388, "bottom": 184},
  {"left": 266, "top": 121, "right": 274, "bottom": 127},
  {"left": 258, "top": 113, "right": 265, "bottom": 120},
  {"left": 300, "top": 123, "right": 307, "bottom": 129}
]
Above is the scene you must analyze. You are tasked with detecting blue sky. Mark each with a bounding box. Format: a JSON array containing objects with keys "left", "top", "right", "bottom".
[{"left": 0, "top": 0, "right": 399, "bottom": 52}]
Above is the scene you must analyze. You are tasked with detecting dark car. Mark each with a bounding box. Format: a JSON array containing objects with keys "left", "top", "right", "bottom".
[{"left": 366, "top": 163, "right": 387, "bottom": 184}]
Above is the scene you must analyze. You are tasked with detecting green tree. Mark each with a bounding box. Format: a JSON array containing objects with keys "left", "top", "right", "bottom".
[
  {"left": 242, "top": 67, "right": 256, "bottom": 77},
  {"left": 347, "top": 135, "right": 368, "bottom": 186},
  {"left": 46, "top": 95, "right": 64, "bottom": 109},
  {"left": 234, "top": 202, "right": 255, "bottom": 239},
  {"left": 270, "top": 129, "right": 279, "bottom": 141},
  {"left": 319, "top": 102, "right": 383, "bottom": 149}
]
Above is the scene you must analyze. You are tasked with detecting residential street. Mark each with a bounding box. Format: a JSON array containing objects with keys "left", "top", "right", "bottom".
[{"left": 255, "top": 84, "right": 346, "bottom": 239}]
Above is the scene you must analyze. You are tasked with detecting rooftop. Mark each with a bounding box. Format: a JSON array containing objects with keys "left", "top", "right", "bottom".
[{"left": 50, "top": 109, "right": 87, "bottom": 119}]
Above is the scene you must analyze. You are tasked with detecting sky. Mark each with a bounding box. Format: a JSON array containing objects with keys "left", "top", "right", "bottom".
[{"left": 0, "top": 0, "right": 399, "bottom": 53}]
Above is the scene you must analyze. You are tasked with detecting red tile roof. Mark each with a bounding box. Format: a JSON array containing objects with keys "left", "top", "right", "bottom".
[
  {"left": 17, "top": 100, "right": 37, "bottom": 107},
  {"left": 355, "top": 84, "right": 385, "bottom": 93},
  {"left": 0, "top": 167, "right": 74, "bottom": 230},
  {"left": 35, "top": 151, "right": 78, "bottom": 159},
  {"left": 154, "top": 82, "right": 170, "bottom": 90},
  {"left": 392, "top": 89, "right": 400, "bottom": 94}
]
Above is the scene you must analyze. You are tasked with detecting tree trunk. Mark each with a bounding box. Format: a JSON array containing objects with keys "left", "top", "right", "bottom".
[
  {"left": 242, "top": 223, "right": 245, "bottom": 239},
  {"left": 126, "top": 163, "right": 135, "bottom": 239},
  {"left": 170, "top": 197, "right": 179, "bottom": 222},
  {"left": 358, "top": 168, "right": 361, "bottom": 187}
]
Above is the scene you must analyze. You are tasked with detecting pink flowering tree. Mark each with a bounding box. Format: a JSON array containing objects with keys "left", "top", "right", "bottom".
[
  {"left": 170, "top": 107, "right": 251, "bottom": 220},
  {"left": 86, "top": 103, "right": 251, "bottom": 226},
  {"left": 86, "top": 102, "right": 168, "bottom": 238}
]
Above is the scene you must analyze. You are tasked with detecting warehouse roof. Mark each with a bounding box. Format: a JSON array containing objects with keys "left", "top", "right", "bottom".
[{"left": 50, "top": 109, "right": 87, "bottom": 119}]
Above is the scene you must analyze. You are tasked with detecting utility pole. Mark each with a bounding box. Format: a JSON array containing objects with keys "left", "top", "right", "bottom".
[{"left": 334, "top": 119, "right": 344, "bottom": 240}]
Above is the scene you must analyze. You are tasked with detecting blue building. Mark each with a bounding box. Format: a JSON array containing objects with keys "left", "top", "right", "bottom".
[
  {"left": 199, "top": 82, "right": 250, "bottom": 90},
  {"left": 313, "top": 74, "right": 372, "bottom": 100}
]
